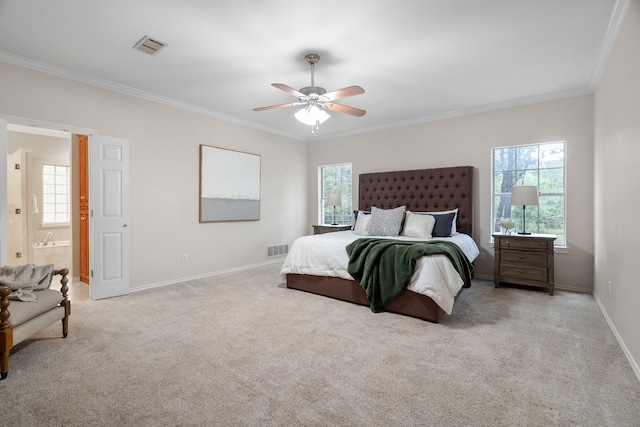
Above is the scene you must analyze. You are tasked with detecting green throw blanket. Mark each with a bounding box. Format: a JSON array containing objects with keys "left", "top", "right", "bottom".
[{"left": 346, "top": 238, "right": 474, "bottom": 312}]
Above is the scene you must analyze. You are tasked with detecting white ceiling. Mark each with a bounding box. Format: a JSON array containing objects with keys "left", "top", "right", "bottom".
[{"left": 0, "top": 0, "right": 623, "bottom": 142}]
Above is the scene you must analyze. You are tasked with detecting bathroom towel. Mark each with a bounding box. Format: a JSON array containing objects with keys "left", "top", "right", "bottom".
[
  {"left": 31, "top": 193, "right": 39, "bottom": 214},
  {"left": 0, "top": 264, "right": 55, "bottom": 302}
]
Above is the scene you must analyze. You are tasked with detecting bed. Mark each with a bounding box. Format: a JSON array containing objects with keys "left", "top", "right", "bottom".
[{"left": 281, "top": 166, "right": 477, "bottom": 322}]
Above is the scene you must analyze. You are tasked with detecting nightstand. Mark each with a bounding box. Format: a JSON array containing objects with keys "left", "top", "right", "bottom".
[
  {"left": 493, "top": 233, "right": 556, "bottom": 295},
  {"left": 312, "top": 224, "right": 352, "bottom": 235}
]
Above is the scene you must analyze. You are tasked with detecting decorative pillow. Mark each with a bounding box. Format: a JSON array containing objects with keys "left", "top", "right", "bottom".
[
  {"left": 418, "top": 208, "right": 459, "bottom": 235},
  {"left": 401, "top": 211, "right": 436, "bottom": 239},
  {"left": 351, "top": 210, "right": 370, "bottom": 230},
  {"left": 367, "top": 206, "right": 406, "bottom": 236},
  {"left": 430, "top": 212, "right": 456, "bottom": 237},
  {"left": 353, "top": 212, "right": 371, "bottom": 235}
]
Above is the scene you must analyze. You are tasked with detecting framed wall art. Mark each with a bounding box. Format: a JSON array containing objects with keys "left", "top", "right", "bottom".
[{"left": 199, "top": 145, "right": 261, "bottom": 222}]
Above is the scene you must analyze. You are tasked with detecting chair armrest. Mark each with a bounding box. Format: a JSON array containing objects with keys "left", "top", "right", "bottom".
[
  {"left": 54, "top": 269, "right": 70, "bottom": 301},
  {"left": 0, "top": 286, "right": 10, "bottom": 333}
]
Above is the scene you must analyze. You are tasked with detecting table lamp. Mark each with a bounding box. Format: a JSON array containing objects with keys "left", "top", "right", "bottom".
[
  {"left": 327, "top": 193, "right": 342, "bottom": 225},
  {"left": 510, "top": 186, "right": 539, "bottom": 235}
]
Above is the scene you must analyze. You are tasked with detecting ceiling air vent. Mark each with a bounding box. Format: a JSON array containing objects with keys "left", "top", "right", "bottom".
[{"left": 133, "top": 36, "right": 167, "bottom": 56}]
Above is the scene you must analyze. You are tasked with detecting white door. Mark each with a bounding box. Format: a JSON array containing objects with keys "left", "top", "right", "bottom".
[
  {"left": 89, "top": 134, "right": 130, "bottom": 300},
  {"left": 0, "top": 119, "right": 7, "bottom": 265}
]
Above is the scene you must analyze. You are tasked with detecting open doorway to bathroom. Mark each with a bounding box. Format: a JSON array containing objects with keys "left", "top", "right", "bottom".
[{"left": 6, "top": 124, "right": 73, "bottom": 275}]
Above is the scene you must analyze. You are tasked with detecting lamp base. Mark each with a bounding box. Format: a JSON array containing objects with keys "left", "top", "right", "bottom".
[{"left": 518, "top": 232, "right": 532, "bottom": 235}]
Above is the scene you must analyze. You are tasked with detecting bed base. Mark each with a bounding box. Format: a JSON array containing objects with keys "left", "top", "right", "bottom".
[{"left": 286, "top": 274, "right": 444, "bottom": 323}]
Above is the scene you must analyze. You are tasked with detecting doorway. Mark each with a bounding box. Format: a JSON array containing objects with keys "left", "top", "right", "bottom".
[
  {"left": 6, "top": 124, "right": 73, "bottom": 271},
  {"left": 3, "top": 119, "right": 129, "bottom": 300}
]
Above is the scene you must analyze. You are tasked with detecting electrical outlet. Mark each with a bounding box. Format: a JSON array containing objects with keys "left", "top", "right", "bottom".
[
  {"left": 608, "top": 280, "right": 612, "bottom": 294},
  {"left": 182, "top": 253, "right": 188, "bottom": 262},
  {"left": 478, "top": 251, "right": 486, "bottom": 260}
]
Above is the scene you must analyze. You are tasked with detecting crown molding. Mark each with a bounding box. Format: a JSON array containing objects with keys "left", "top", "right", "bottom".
[
  {"left": 589, "top": 0, "right": 631, "bottom": 89},
  {"left": 309, "top": 87, "right": 593, "bottom": 142},
  {"left": 0, "top": 50, "right": 303, "bottom": 142}
]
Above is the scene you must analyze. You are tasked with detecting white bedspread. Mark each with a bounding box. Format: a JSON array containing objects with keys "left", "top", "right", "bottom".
[{"left": 280, "top": 231, "right": 479, "bottom": 315}]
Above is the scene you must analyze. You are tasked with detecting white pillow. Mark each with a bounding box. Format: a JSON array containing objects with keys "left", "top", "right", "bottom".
[
  {"left": 419, "top": 208, "right": 459, "bottom": 235},
  {"left": 367, "top": 206, "right": 406, "bottom": 236},
  {"left": 353, "top": 212, "right": 371, "bottom": 235},
  {"left": 401, "top": 211, "right": 436, "bottom": 239}
]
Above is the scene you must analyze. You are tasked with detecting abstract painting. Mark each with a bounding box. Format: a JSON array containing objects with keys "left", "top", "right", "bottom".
[{"left": 199, "top": 145, "right": 261, "bottom": 222}]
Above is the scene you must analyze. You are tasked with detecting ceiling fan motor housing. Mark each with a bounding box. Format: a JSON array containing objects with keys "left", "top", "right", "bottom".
[{"left": 299, "top": 86, "right": 327, "bottom": 96}]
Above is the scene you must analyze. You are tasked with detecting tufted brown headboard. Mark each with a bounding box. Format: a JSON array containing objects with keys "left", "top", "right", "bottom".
[{"left": 358, "top": 166, "right": 474, "bottom": 237}]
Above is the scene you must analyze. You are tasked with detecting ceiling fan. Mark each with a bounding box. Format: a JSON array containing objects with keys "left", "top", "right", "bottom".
[{"left": 254, "top": 54, "right": 366, "bottom": 132}]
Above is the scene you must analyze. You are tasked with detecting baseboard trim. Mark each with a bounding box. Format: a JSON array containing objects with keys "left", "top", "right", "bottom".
[
  {"left": 130, "top": 258, "right": 285, "bottom": 293},
  {"left": 473, "top": 274, "right": 592, "bottom": 294},
  {"left": 593, "top": 292, "right": 640, "bottom": 384},
  {"left": 554, "top": 285, "right": 592, "bottom": 293}
]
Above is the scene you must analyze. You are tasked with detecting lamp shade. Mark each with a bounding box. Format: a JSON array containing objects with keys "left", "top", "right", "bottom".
[
  {"left": 510, "top": 186, "right": 539, "bottom": 206},
  {"left": 327, "top": 192, "right": 342, "bottom": 207}
]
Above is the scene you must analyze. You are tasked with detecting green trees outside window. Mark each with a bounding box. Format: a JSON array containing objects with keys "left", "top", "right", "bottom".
[
  {"left": 320, "top": 163, "right": 352, "bottom": 225},
  {"left": 492, "top": 142, "right": 565, "bottom": 246}
]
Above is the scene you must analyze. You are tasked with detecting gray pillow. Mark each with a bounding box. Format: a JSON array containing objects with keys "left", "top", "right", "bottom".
[
  {"left": 367, "top": 206, "right": 406, "bottom": 236},
  {"left": 431, "top": 212, "right": 456, "bottom": 237}
]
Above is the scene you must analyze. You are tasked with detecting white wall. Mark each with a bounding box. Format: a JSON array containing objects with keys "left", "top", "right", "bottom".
[
  {"left": 308, "top": 95, "right": 595, "bottom": 292},
  {"left": 0, "top": 61, "right": 308, "bottom": 289},
  {"left": 593, "top": 0, "right": 640, "bottom": 379}
]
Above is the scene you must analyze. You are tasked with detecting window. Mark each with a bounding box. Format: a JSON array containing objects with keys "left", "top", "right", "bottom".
[
  {"left": 492, "top": 142, "right": 565, "bottom": 246},
  {"left": 320, "top": 163, "right": 352, "bottom": 225},
  {"left": 42, "top": 164, "right": 70, "bottom": 224}
]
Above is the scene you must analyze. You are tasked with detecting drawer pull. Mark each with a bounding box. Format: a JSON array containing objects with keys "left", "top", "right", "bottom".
[
  {"left": 518, "top": 269, "right": 527, "bottom": 275},
  {"left": 506, "top": 241, "right": 509, "bottom": 247},
  {"left": 518, "top": 255, "right": 527, "bottom": 260}
]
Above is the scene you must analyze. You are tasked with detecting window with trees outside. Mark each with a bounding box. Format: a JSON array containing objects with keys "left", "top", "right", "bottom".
[
  {"left": 492, "top": 142, "right": 565, "bottom": 246},
  {"left": 320, "top": 163, "right": 352, "bottom": 225},
  {"left": 42, "top": 164, "right": 71, "bottom": 224}
]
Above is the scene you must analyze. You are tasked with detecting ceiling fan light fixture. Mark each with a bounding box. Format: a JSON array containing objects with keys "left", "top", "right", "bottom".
[{"left": 295, "top": 105, "right": 330, "bottom": 127}]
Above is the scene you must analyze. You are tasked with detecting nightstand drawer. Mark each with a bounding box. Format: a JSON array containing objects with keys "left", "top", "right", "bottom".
[
  {"left": 501, "top": 250, "right": 547, "bottom": 268},
  {"left": 500, "top": 265, "right": 548, "bottom": 282},
  {"left": 498, "top": 238, "right": 551, "bottom": 251}
]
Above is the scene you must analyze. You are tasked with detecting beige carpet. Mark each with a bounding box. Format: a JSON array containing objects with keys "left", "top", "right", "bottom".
[{"left": 1, "top": 263, "right": 639, "bottom": 426}]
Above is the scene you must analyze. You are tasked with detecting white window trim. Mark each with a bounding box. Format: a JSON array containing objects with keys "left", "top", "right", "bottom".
[{"left": 490, "top": 141, "right": 567, "bottom": 249}]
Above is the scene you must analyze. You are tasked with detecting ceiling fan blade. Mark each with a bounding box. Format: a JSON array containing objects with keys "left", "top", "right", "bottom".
[
  {"left": 323, "top": 85, "right": 365, "bottom": 101},
  {"left": 272, "top": 83, "right": 305, "bottom": 98},
  {"left": 324, "top": 103, "right": 366, "bottom": 117},
  {"left": 253, "top": 102, "right": 302, "bottom": 112}
]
